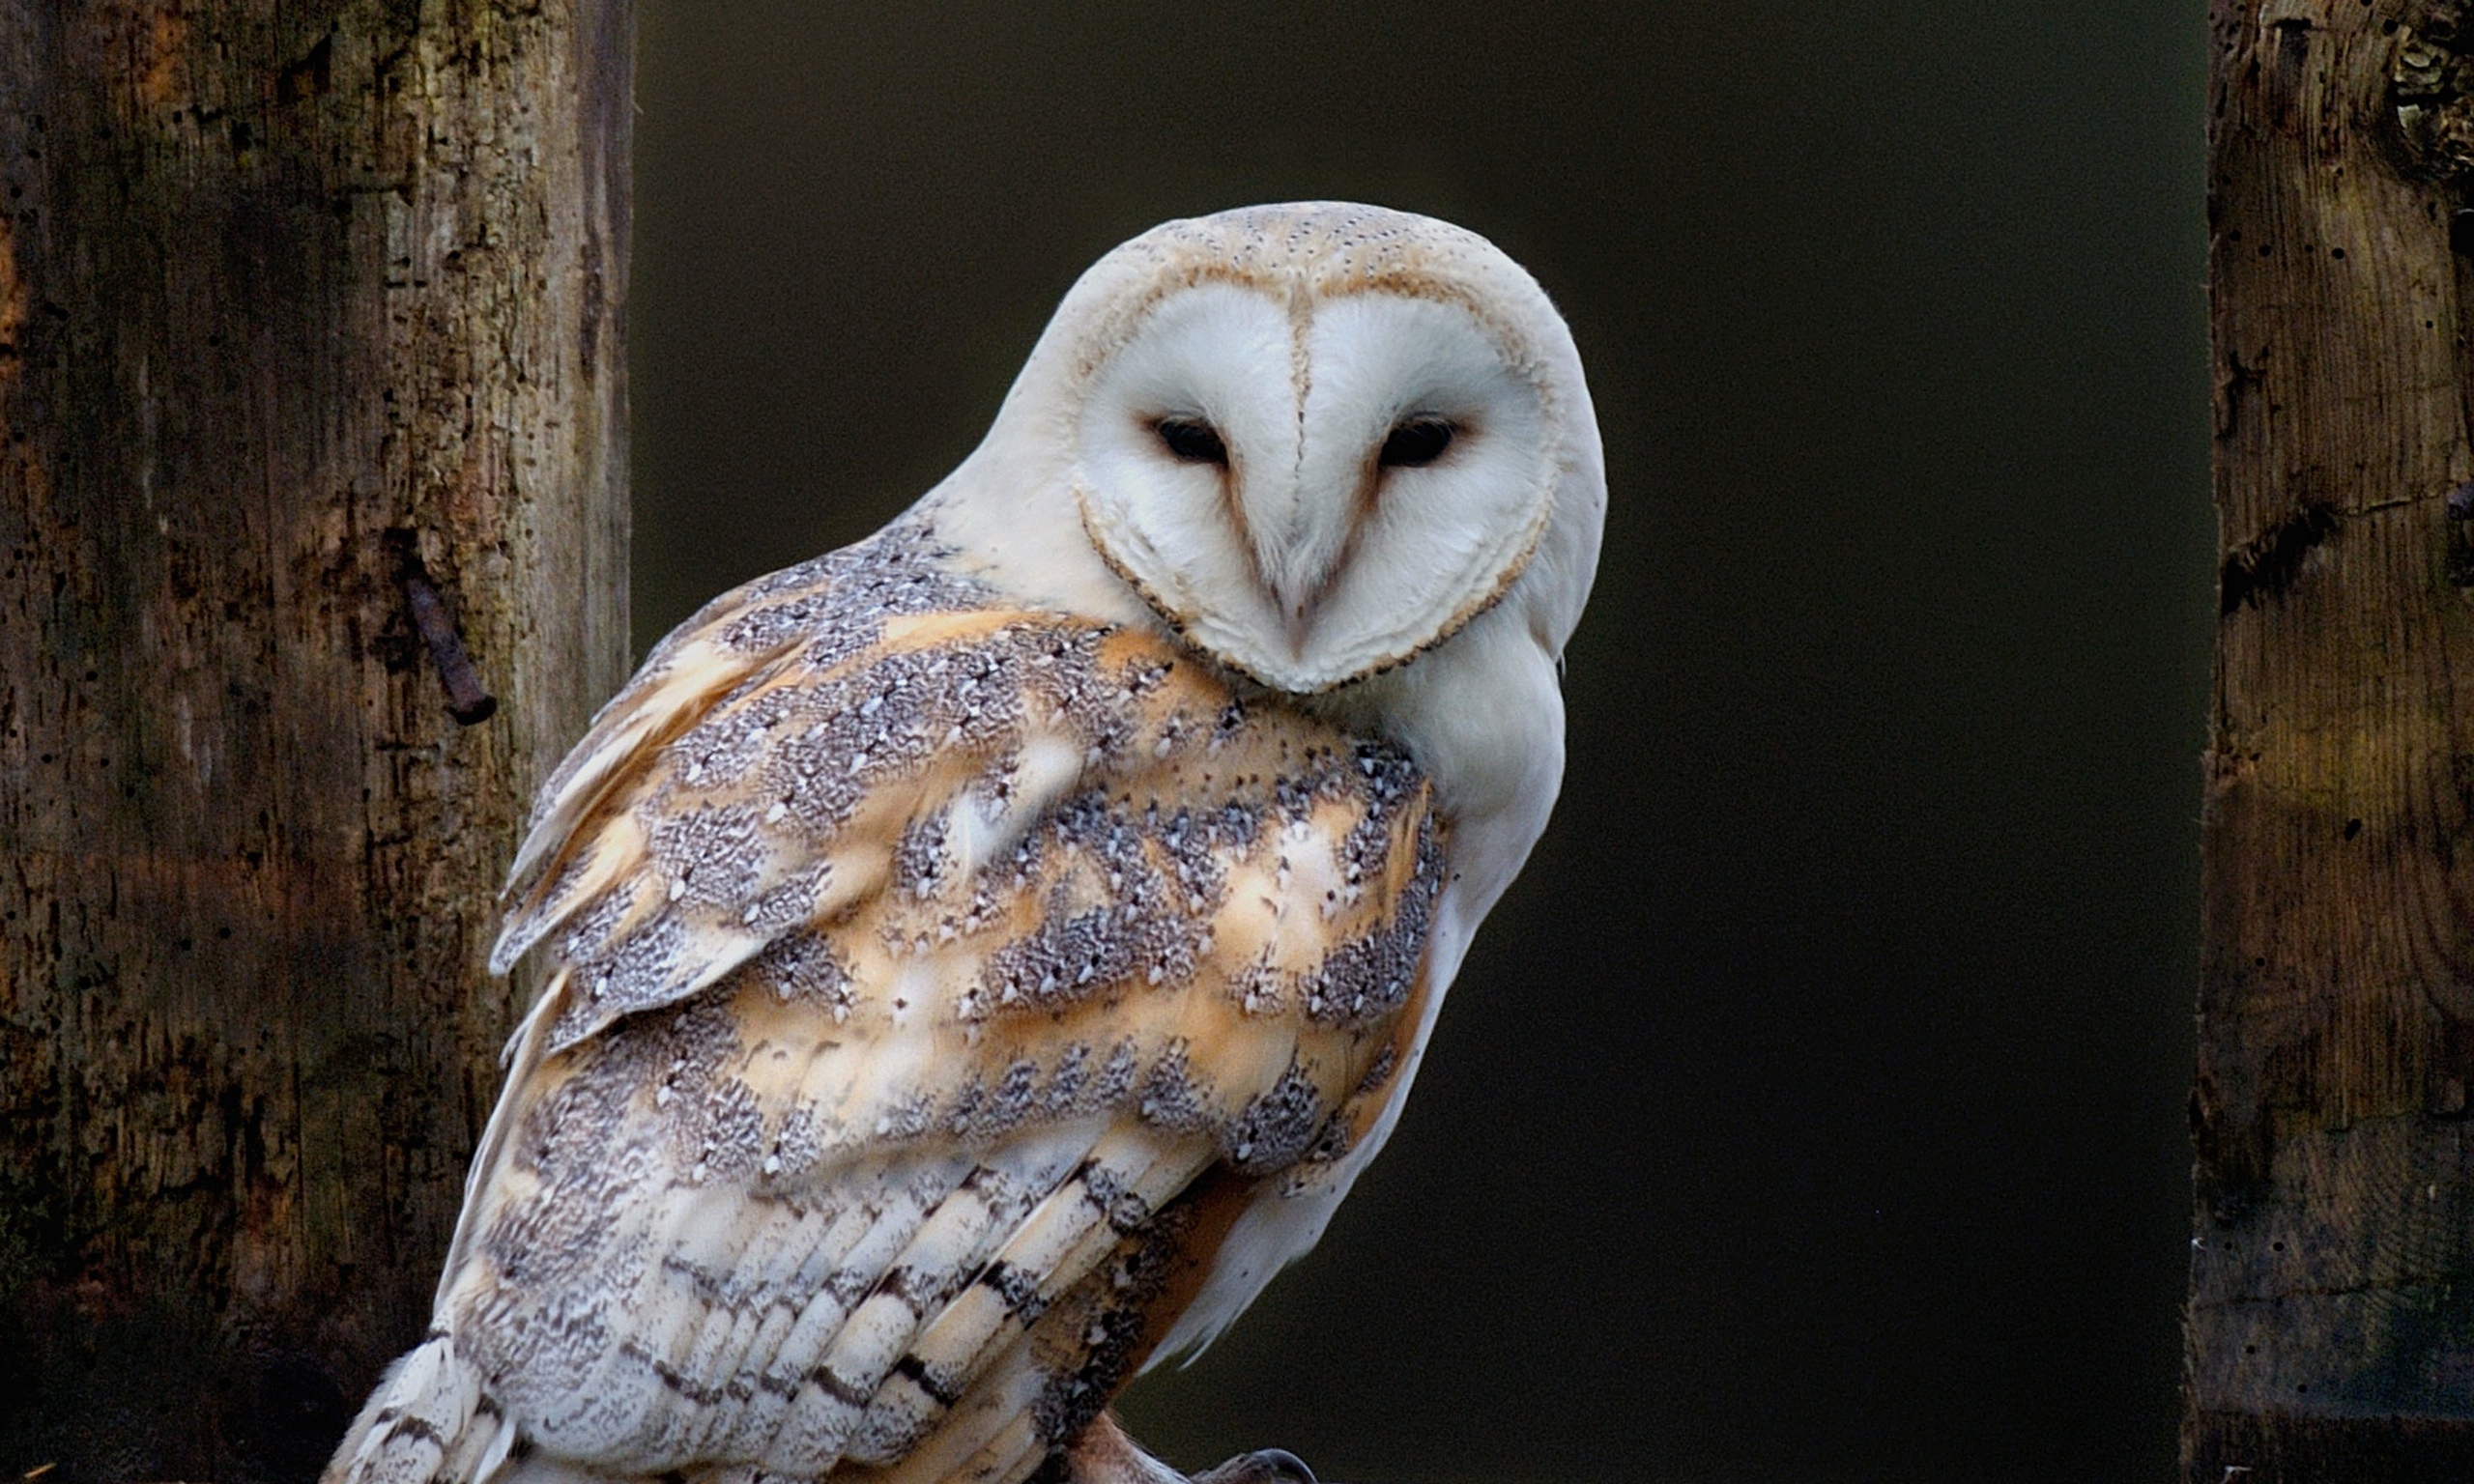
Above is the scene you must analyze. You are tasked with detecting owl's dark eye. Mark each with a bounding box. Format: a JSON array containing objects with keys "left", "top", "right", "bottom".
[
  {"left": 1379, "top": 416, "right": 1456, "bottom": 468},
  {"left": 1156, "top": 417, "right": 1228, "bottom": 467}
]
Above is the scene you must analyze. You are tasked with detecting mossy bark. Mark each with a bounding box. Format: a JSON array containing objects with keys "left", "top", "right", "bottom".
[
  {"left": 0, "top": 3, "right": 629, "bottom": 1478},
  {"left": 2191, "top": 0, "right": 2474, "bottom": 1475}
]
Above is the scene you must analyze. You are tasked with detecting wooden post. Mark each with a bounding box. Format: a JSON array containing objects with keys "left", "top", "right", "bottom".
[
  {"left": 2190, "top": 0, "right": 2474, "bottom": 1474},
  {"left": 0, "top": 3, "right": 628, "bottom": 1478}
]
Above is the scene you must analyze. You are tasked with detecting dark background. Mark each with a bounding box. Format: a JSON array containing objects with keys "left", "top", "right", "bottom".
[{"left": 627, "top": 5, "right": 2208, "bottom": 1481}]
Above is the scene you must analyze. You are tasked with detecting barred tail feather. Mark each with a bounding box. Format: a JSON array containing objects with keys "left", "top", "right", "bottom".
[{"left": 324, "top": 1333, "right": 513, "bottom": 1484}]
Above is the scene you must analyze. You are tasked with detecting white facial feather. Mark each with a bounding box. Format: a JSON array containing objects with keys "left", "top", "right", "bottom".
[
  {"left": 1077, "top": 287, "right": 1560, "bottom": 694},
  {"left": 1073, "top": 283, "right": 1298, "bottom": 664},
  {"left": 1283, "top": 294, "right": 1556, "bottom": 681},
  {"left": 930, "top": 201, "right": 1602, "bottom": 697}
]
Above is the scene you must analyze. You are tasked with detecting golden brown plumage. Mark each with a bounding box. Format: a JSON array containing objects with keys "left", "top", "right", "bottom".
[{"left": 333, "top": 517, "right": 1440, "bottom": 1484}]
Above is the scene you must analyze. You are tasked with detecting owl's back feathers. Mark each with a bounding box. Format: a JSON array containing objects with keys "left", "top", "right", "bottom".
[{"left": 331, "top": 517, "right": 1443, "bottom": 1484}]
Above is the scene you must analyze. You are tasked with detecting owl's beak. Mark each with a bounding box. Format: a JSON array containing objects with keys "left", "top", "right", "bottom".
[
  {"left": 1237, "top": 467, "right": 1360, "bottom": 663},
  {"left": 1279, "top": 592, "right": 1315, "bottom": 659},
  {"left": 1264, "top": 535, "right": 1345, "bottom": 660}
]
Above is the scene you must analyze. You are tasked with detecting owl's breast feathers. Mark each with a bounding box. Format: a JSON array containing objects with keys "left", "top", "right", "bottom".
[{"left": 354, "top": 519, "right": 1444, "bottom": 1484}]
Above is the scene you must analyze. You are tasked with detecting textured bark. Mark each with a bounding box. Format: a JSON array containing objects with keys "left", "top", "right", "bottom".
[
  {"left": 0, "top": 4, "right": 629, "bottom": 1480},
  {"left": 2189, "top": 0, "right": 2474, "bottom": 1476}
]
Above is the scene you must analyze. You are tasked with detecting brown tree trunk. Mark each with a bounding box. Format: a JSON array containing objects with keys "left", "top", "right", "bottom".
[
  {"left": 2190, "top": 1, "right": 2474, "bottom": 1476},
  {"left": 0, "top": 4, "right": 629, "bottom": 1480}
]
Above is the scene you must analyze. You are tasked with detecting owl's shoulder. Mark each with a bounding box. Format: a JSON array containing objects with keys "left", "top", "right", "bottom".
[{"left": 494, "top": 514, "right": 1442, "bottom": 1058}]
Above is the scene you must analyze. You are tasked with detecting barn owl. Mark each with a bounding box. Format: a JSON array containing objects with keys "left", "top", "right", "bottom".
[{"left": 328, "top": 202, "right": 1605, "bottom": 1484}]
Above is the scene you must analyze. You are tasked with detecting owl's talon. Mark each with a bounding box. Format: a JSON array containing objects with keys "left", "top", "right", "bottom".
[{"left": 1192, "top": 1448, "right": 1317, "bottom": 1484}]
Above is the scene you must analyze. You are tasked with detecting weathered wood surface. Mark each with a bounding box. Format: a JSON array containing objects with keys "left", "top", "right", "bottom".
[
  {"left": 0, "top": 3, "right": 629, "bottom": 1478},
  {"left": 2191, "top": 0, "right": 2474, "bottom": 1475}
]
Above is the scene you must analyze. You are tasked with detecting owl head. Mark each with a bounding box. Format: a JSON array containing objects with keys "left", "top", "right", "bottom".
[{"left": 936, "top": 202, "right": 1605, "bottom": 696}]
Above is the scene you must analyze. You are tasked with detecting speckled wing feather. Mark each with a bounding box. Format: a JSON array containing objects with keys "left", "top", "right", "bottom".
[{"left": 398, "top": 521, "right": 1440, "bottom": 1484}]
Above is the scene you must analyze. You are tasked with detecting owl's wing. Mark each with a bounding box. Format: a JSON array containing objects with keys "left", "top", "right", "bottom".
[{"left": 431, "top": 561, "right": 1442, "bottom": 1483}]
